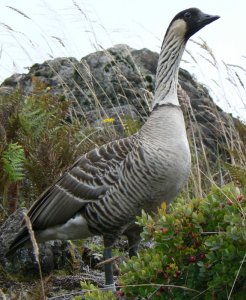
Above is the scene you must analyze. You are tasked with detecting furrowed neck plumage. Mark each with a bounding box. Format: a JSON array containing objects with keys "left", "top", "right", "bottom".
[{"left": 153, "top": 20, "right": 187, "bottom": 109}]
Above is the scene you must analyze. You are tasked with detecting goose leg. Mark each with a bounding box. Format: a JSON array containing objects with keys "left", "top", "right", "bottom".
[
  {"left": 124, "top": 224, "right": 142, "bottom": 257},
  {"left": 103, "top": 247, "right": 115, "bottom": 291},
  {"left": 128, "top": 238, "right": 140, "bottom": 258},
  {"left": 128, "top": 234, "right": 141, "bottom": 257}
]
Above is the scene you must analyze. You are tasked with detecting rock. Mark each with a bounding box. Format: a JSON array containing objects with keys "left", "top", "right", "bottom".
[
  {"left": 0, "top": 208, "right": 83, "bottom": 279},
  {"left": 81, "top": 44, "right": 153, "bottom": 114},
  {"left": 1, "top": 45, "right": 153, "bottom": 115},
  {"left": 0, "top": 86, "right": 15, "bottom": 96},
  {"left": 178, "top": 69, "right": 235, "bottom": 163},
  {"left": 0, "top": 208, "right": 27, "bottom": 261}
]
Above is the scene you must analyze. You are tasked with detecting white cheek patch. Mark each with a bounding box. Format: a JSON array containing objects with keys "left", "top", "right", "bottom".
[{"left": 169, "top": 19, "right": 187, "bottom": 38}]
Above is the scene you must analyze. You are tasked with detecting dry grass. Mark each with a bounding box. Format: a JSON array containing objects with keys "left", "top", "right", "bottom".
[{"left": 24, "top": 213, "right": 46, "bottom": 300}]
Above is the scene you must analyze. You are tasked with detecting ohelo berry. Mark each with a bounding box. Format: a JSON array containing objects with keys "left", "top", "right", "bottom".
[
  {"left": 200, "top": 253, "right": 206, "bottom": 260},
  {"left": 227, "top": 199, "right": 233, "bottom": 206},
  {"left": 160, "top": 227, "right": 168, "bottom": 233},
  {"left": 188, "top": 256, "right": 196, "bottom": 263}
]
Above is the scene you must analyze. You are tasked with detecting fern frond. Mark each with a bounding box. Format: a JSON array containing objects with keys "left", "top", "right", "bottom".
[
  {"left": 18, "top": 102, "right": 51, "bottom": 139},
  {"left": 2, "top": 142, "right": 25, "bottom": 182}
]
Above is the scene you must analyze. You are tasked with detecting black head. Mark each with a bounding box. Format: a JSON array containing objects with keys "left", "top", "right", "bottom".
[{"left": 166, "top": 8, "right": 220, "bottom": 40}]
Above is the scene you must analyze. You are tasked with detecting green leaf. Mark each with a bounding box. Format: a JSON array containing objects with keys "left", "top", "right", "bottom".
[{"left": 2, "top": 142, "right": 25, "bottom": 182}]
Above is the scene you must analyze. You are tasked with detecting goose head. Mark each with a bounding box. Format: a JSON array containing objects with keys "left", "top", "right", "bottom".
[{"left": 165, "top": 8, "right": 220, "bottom": 41}]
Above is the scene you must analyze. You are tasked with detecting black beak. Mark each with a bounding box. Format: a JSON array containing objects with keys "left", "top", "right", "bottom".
[{"left": 198, "top": 12, "right": 220, "bottom": 27}]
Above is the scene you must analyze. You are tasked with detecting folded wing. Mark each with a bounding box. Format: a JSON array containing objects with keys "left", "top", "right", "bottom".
[{"left": 7, "top": 136, "right": 134, "bottom": 254}]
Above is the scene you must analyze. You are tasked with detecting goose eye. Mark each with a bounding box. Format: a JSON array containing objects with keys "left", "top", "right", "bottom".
[{"left": 184, "top": 12, "right": 191, "bottom": 20}]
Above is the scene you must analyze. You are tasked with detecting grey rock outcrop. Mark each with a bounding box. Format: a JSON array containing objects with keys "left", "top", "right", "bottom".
[
  {"left": 0, "top": 208, "right": 83, "bottom": 279},
  {"left": 1, "top": 45, "right": 155, "bottom": 116}
]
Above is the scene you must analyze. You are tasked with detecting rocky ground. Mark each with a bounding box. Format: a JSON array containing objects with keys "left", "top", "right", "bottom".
[
  {"left": 0, "top": 271, "right": 106, "bottom": 299},
  {"left": 0, "top": 209, "right": 126, "bottom": 299}
]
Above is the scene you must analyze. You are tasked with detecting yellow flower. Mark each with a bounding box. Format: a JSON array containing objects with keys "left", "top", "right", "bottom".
[
  {"left": 161, "top": 202, "right": 167, "bottom": 210},
  {"left": 158, "top": 201, "right": 167, "bottom": 216},
  {"left": 102, "top": 117, "right": 115, "bottom": 124}
]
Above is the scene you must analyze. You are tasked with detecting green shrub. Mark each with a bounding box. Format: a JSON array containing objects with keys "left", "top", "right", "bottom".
[
  {"left": 73, "top": 281, "right": 117, "bottom": 300},
  {"left": 120, "top": 183, "right": 246, "bottom": 299}
]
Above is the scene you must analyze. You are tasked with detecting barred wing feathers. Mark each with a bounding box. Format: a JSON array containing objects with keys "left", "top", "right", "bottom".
[
  {"left": 6, "top": 136, "right": 136, "bottom": 255},
  {"left": 28, "top": 136, "right": 134, "bottom": 229}
]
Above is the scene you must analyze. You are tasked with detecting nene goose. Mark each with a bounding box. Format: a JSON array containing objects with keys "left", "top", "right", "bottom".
[{"left": 7, "top": 8, "right": 219, "bottom": 290}]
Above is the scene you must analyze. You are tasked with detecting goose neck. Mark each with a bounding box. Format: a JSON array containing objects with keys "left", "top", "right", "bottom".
[{"left": 153, "top": 34, "right": 186, "bottom": 108}]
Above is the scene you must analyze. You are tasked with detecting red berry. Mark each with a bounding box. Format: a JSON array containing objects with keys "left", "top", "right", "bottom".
[
  {"left": 175, "top": 270, "right": 181, "bottom": 277},
  {"left": 188, "top": 256, "right": 196, "bottom": 263},
  {"left": 163, "top": 273, "right": 169, "bottom": 280},
  {"left": 160, "top": 227, "right": 168, "bottom": 233},
  {"left": 200, "top": 253, "right": 206, "bottom": 260},
  {"left": 227, "top": 199, "right": 233, "bottom": 206},
  {"left": 237, "top": 195, "right": 244, "bottom": 201},
  {"left": 116, "top": 290, "right": 125, "bottom": 297},
  {"left": 191, "top": 232, "right": 197, "bottom": 238}
]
